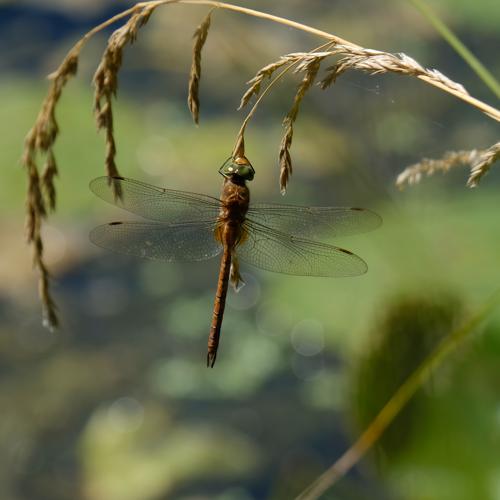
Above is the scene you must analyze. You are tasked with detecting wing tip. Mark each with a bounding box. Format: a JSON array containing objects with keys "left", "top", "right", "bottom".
[
  {"left": 89, "top": 175, "right": 125, "bottom": 188},
  {"left": 352, "top": 206, "right": 382, "bottom": 224},
  {"left": 89, "top": 222, "right": 122, "bottom": 245},
  {"left": 352, "top": 252, "right": 368, "bottom": 276},
  {"left": 365, "top": 208, "right": 383, "bottom": 230}
]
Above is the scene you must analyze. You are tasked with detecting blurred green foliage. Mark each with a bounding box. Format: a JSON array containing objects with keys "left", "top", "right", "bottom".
[{"left": 352, "top": 293, "right": 463, "bottom": 458}]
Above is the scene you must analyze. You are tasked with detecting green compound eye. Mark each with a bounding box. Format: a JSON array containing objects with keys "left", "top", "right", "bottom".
[
  {"left": 235, "top": 164, "right": 254, "bottom": 180},
  {"left": 219, "top": 157, "right": 255, "bottom": 181}
]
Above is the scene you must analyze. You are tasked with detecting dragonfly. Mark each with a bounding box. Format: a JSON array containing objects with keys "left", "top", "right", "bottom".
[{"left": 90, "top": 156, "right": 381, "bottom": 367}]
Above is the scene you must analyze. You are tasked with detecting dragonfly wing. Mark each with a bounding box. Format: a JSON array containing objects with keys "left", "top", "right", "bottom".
[
  {"left": 90, "top": 221, "right": 222, "bottom": 262},
  {"left": 90, "top": 176, "right": 221, "bottom": 223},
  {"left": 237, "top": 220, "right": 367, "bottom": 277},
  {"left": 246, "top": 203, "right": 381, "bottom": 240}
]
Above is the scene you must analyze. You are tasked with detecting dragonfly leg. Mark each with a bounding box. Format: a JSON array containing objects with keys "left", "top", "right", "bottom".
[{"left": 230, "top": 254, "right": 245, "bottom": 292}]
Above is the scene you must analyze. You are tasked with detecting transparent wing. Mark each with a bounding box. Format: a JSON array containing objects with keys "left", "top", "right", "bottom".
[
  {"left": 90, "top": 221, "right": 222, "bottom": 262},
  {"left": 247, "top": 203, "right": 381, "bottom": 240},
  {"left": 90, "top": 176, "right": 221, "bottom": 223},
  {"left": 237, "top": 220, "right": 367, "bottom": 277}
]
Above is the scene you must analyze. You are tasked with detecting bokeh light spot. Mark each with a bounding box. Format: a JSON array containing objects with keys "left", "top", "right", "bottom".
[
  {"left": 227, "top": 272, "right": 261, "bottom": 311},
  {"left": 290, "top": 318, "right": 325, "bottom": 356},
  {"left": 107, "top": 397, "right": 144, "bottom": 434},
  {"left": 86, "top": 278, "right": 129, "bottom": 316}
]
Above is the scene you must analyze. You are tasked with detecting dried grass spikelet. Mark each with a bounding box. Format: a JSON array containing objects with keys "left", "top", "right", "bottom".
[
  {"left": 93, "top": 4, "right": 156, "bottom": 194},
  {"left": 22, "top": 3, "right": 156, "bottom": 329},
  {"left": 240, "top": 44, "right": 469, "bottom": 193},
  {"left": 42, "top": 150, "right": 58, "bottom": 210},
  {"left": 238, "top": 51, "right": 332, "bottom": 110},
  {"left": 319, "top": 45, "right": 467, "bottom": 95},
  {"left": 467, "top": 141, "right": 500, "bottom": 187},
  {"left": 188, "top": 10, "right": 213, "bottom": 124},
  {"left": 280, "top": 56, "right": 323, "bottom": 193},
  {"left": 23, "top": 46, "right": 80, "bottom": 212},
  {"left": 238, "top": 58, "right": 291, "bottom": 110},
  {"left": 396, "top": 140, "right": 500, "bottom": 189},
  {"left": 396, "top": 151, "right": 476, "bottom": 188},
  {"left": 21, "top": 44, "right": 82, "bottom": 329}
]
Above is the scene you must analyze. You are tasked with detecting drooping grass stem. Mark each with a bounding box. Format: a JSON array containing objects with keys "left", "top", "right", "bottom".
[
  {"left": 296, "top": 289, "right": 500, "bottom": 500},
  {"left": 409, "top": 0, "right": 500, "bottom": 99}
]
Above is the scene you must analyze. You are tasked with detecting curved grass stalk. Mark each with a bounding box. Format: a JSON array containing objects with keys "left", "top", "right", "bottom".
[
  {"left": 31, "top": 0, "right": 500, "bottom": 127},
  {"left": 163, "top": 0, "right": 500, "bottom": 121},
  {"left": 295, "top": 289, "right": 500, "bottom": 500},
  {"left": 409, "top": 0, "right": 500, "bottom": 99}
]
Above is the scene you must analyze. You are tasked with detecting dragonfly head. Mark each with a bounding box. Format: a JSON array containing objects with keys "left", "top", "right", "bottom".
[{"left": 219, "top": 157, "right": 255, "bottom": 182}]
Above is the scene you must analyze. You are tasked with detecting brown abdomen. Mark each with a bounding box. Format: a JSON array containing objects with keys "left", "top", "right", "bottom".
[{"left": 207, "top": 246, "right": 231, "bottom": 367}]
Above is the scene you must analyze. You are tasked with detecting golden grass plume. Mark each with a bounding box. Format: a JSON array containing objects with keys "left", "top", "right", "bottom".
[
  {"left": 239, "top": 44, "right": 474, "bottom": 191},
  {"left": 188, "top": 10, "right": 214, "bottom": 124},
  {"left": 319, "top": 45, "right": 467, "bottom": 93},
  {"left": 93, "top": 5, "right": 156, "bottom": 188},
  {"left": 396, "top": 140, "right": 500, "bottom": 189},
  {"left": 279, "top": 57, "right": 323, "bottom": 193},
  {"left": 238, "top": 58, "right": 291, "bottom": 110},
  {"left": 21, "top": 44, "right": 82, "bottom": 329}
]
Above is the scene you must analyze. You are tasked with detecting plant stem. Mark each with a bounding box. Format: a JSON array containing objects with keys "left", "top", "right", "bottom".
[
  {"left": 295, "top": 289, "right": 500, "bottom": 500},
  {"left": 409, "top": 0, "right": 500, "bottom": 99},
  {"left": 141, "top": 0, "right": 347, "bottom": 42}
]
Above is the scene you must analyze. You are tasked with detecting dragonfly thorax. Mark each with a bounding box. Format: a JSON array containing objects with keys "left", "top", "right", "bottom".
[{"left": 218, "top": 177, "right": 250, "bottom": 225}]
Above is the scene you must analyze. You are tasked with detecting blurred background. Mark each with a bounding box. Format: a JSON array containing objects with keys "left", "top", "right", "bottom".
[{"left": 0, "top": 0, "right": 499, "bottom": 499}]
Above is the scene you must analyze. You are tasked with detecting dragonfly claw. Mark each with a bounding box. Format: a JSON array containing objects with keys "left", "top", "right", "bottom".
[{"left": 207, "top": 351, "right": 217, "bottom": 368}]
